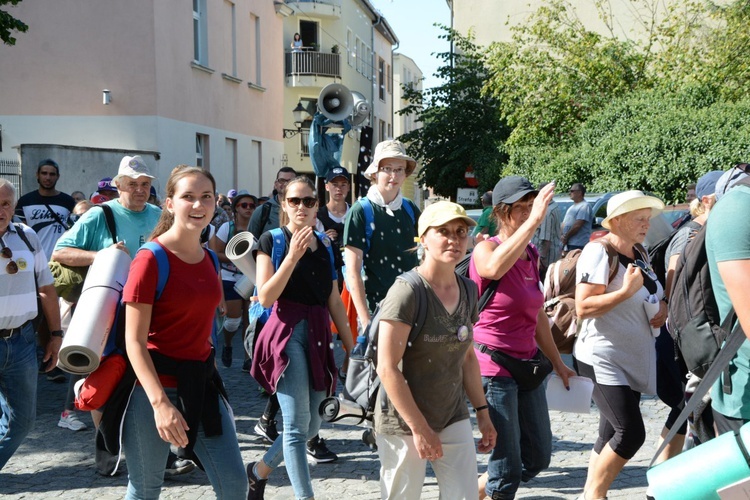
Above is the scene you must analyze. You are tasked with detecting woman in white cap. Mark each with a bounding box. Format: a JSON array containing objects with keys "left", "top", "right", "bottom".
[
  {"left": 574, "top": 190, "right": 667, "bottom": 500},
  {"left": 375, "top": 201, "right": 496, "bottom": 499},
  {"left": 469, "top": 176, "right": 574, "bottom": 499}
]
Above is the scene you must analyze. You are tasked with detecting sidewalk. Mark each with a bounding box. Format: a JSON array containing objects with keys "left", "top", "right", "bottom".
[{"left": 0, "top": 342, "right": 668, "bottom": 499}]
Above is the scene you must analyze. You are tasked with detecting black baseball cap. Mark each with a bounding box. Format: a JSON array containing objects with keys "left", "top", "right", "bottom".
[
  {"left": 326, "top": 166, "right": 351, "bottom": 183},
  {"left": 492, "top": 176, "right": 538, "bottom": 205}
]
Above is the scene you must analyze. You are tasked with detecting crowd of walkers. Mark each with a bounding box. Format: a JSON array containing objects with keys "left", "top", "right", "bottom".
[{"left": 3, "top": 147, "right": 750, "bottom": 500}]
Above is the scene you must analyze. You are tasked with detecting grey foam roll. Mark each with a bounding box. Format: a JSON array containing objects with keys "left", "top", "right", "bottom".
[
  {"left": 58, "top": 247, "right": 132, "bottom": 374},
  {"left": 225, "top": 232, "right": 257, "bottom": 283}
]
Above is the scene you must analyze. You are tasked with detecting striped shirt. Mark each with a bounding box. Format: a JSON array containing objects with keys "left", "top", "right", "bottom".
[{"left": 0, "top": 224, "right": 53, "bottom": 330}]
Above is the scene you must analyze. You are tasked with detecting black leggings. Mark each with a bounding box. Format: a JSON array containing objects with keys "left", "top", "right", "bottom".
[{"left": 576, "top": 360, "right": 646, "bottom": 459}]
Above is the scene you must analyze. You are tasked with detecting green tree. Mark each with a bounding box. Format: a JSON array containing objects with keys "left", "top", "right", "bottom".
[
  {"left": 484, "top": 0, "right": 652, "bottom": 151},
  {"left": 484, "top": 0, "right": 750, "bottom": 200},
  {"left": 397, "top": 27, "right": 510, "bottom": 200},
  {"left": 0, "top": 0, "right": 27, "bottom": 46}
]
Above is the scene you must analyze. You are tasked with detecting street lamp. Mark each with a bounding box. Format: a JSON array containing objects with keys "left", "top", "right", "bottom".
[{"left": 283, "top": 101, "right": 309, "bottom": 138}]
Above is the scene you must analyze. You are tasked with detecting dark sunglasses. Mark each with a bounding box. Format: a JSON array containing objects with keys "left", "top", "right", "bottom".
[
  {"left": 237, "top": 202, "right": 256, "bottom": 209},
  {"left": 634, "top": 259, "right": 658, "bottom": 282},
  {"left": 286, "top": 197, "right": 317, "bottom": 208},
  {"left": 1, "top": 245, "right": 18, "bottom": 275}
]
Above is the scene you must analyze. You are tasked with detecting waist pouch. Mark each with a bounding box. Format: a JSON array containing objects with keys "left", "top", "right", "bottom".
[{"left": 476, "top": 342, "right": 553, "bottom": 391}]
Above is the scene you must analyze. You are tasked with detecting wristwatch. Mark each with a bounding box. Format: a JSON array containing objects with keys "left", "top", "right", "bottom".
[{"left": 49, "top": 330, "right": 64, "bottom": 338}]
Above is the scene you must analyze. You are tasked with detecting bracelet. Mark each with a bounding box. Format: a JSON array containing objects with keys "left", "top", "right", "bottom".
[
  {"left": 49, "top": 330, "right": 64, "bottom": 338},
  {"left": 475, "top": 404, "right": 489, "bottom": 412}
]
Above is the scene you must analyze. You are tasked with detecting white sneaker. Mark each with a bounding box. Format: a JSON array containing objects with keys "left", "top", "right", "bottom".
[{"left": 58, "top": 410, "right": 87, "bottom": 431}]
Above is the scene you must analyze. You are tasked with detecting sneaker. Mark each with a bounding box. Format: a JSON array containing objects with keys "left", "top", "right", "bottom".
[
  {"left": 241, "top": 358, "right": 251, "bottom": 373},
  {"left": 306, "top": 435, "right": 337, "bottom": 463},
  {"left": 165, "top": 456, "right": 195, "bottom": 477},
  {"left": 254, "top": 416, "right": 279, "bottom": 443},
  {"left": 46, "top": 367, "right": 66, "bottom": 383},
  {"left": 362, "top": 428, "right": 378, "bottom": 451},
  {"left": 221, "top": 345, "right": 233, "bottom": 368},
  {"left": 246, "top": 462, "right": 267, "bottom": 500},
  {"left": 58, "top": 410, "right": 87, "bottom": 431}
]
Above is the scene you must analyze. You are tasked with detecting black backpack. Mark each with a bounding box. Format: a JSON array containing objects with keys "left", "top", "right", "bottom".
[
  {"left": 647, "top": 216, "right": 695, "bottom": 288},
  {"left": 667, "top": 221, "right": 733, "bottom": 381}
]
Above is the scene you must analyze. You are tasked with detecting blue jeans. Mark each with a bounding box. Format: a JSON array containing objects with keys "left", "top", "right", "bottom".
[
  {"left": 483, "top": 375, "right": 552, "bottom": 499},
  {"left": 0, "top": 322, "right": 38, "bottom": 471},
  {"left": 262, "top": 319, "right": 326, "bottom": 500},
  {"left": 123, "top": 386, "right": 247, "bottom": 500}
]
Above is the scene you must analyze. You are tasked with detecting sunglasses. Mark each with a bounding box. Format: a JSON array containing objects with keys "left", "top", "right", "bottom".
[
  {"left": 237, "top": 202, "right": 256, "bottom": 209},
  {"left": 1, "top": 245, "right": 18, "bottom": 275},
  {"left": 634, "top": 259, "right": 658, "bottom": 282},
  {"left": 286, "top": 197, "right": 317, "bottom": 208}
]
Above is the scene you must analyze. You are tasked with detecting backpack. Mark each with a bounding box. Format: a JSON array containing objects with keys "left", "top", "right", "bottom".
[
  {"left": 646, "top": 217, "right": 696, "bottom": 288},
  {"left": 49, "top": 204, "right": 118, "bottom": 303},
  {"left": 321, "top": 269, "right": 476, "bottom": 425},
  {"left": 667, "top": 221, "right": 734, "bottom": 382},
  {"left": 543, "top": 239, "right": 621, "bottom": 354}
]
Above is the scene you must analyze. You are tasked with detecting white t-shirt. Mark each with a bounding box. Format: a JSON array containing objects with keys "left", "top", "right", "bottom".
[{"left": 573, "top": 242, "right": 662, "bottom": 394}]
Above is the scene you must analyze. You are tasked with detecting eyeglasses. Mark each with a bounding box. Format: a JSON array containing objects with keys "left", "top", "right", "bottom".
[
  {"left": 276, "top": 177, "right": 292, "bottom": 185},
  {"left": 286, "top": 197, "right": 317, "bottom": 208},
  {"left": 237, "top": 202, "right": 256, "bottom": 209},
  {"left": 569, "top": 189, "right": 581, "bottom": 193},
  {"left": 379, "top": 166, "right": 406, "bottom": 176},
  {"left": 634, "top": 259, "right": 658, "bottom": 282},
  {"left": 1, "top": 245, "right": 18, "bottom": 275}
]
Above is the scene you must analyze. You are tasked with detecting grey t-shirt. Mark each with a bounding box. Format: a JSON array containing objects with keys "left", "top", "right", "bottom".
[
  {"left": 374, "top": 272, "right": 479, "bottom": 436},
  {"left": 573, "top": 243, "right": 662, "bottom": 394}
]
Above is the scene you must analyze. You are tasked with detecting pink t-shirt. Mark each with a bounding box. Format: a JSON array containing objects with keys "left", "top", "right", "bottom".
[{"left": 469, "top": 238, "right": 543, "bottom": 377}]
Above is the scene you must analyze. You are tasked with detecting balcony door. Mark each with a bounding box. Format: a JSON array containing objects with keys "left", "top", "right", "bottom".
[{"left": 300, "top": 20, "right": 318, "bottom": 51}]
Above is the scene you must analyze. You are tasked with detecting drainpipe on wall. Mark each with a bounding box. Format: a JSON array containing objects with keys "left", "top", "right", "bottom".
[
  {"left": 371, "top": 14, "right": 382, "bottom": 130},
  {"left": 391, "top": 39, "right": 399, "bottom": 139}
]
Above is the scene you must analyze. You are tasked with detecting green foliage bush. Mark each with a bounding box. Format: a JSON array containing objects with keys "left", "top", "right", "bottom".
[{"left": 507, "top": 86, "right": 750, "bottom": 203}]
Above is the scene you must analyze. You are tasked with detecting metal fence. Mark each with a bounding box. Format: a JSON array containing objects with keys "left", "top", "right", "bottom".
[
  {"left": 0, "top": 159, "right": 22, "bottom": 194},
  {"left": 285, "top": 51, "right": 341, "bottom": 78}
]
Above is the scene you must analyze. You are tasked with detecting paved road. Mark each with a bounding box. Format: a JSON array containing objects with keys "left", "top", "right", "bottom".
[{"left": 0, "top": 344, "right": 667, "bottom": 499}]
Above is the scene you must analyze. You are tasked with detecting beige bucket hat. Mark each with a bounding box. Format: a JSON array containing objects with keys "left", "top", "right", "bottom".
[{"left": 363, "top": 140, "right": 417, "bottom": 180}]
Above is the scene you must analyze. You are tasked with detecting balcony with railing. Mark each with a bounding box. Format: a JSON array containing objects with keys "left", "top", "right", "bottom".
[
  {"left": 284, "top": 0, "right": 342, "bottom": 19},
  {"left": 285, "top": 51, "right": 341, "bottom": 85}
]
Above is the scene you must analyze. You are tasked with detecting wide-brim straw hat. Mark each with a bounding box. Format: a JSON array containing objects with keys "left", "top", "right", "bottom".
[
  {"left": 363, "top": 140, "right": 417, "bottom": 180},
  {"left": 601, "top": 190, "right": 664, "bottom": 230}
]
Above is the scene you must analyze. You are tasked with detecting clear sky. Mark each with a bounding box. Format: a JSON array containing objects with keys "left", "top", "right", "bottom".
[{"left": 370, "top": 0, "right": 452, "bottom": 91}]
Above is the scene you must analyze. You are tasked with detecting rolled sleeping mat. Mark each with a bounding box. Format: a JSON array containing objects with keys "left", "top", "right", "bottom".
[
  {"left": 58, "top": 247, "right": 132, "bottom": 375},
  {"left": 647, "top": 422, "right": 750, "bottom": 499},
  {"left": 234, "top": 274, "right": 254, "bottom": 301},
  {"left": 225, "top": 232, "right": 257, "bottom": 283},
  {"left": 319, "top": 396, "right": 369, "bottom": 426}
]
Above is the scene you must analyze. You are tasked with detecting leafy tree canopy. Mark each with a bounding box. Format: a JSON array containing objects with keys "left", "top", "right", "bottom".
[
  {"left": 485, "top": 0, "right": 750, "bottom": 201},
  {"left": 397, "top": 27, "right": 511, "bottom": 199},
  {"left": 0, "top": 0, "right": 27, "bottom": 46}
]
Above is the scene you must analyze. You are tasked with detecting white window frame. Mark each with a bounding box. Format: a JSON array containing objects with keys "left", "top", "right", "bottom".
[{"left": 193, "top": 0, "right": 209, "bottom": 66}]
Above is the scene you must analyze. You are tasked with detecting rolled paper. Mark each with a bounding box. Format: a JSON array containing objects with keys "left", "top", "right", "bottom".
[
  {"left": 225, "top": 232, "right": 257, "bottom": 282},
  {"left": 58, "top": 247, "right": 132, "bottom": 375}
]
